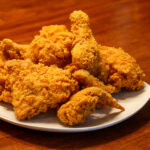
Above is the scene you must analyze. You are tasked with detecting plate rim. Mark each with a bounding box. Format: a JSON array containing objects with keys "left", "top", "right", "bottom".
[{"left": 0, "top": 82, "right": 150, "bottom": 133}]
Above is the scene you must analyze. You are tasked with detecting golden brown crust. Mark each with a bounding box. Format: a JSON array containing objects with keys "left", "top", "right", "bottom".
[
  {"left": 0, "top": 25, "right": 73, "bottom": 67},
  {"left": 57, "top": 87, "right": 124, "bottom": 126},
  {"left": 0, "top": 39, "right": 30, "bottom": 60},
  {"left": 70, "top": 10, "right": 100, "bottom": 76},
  {"left": 73, "top": 69, "right": 116, "bottom": 93},
  {"left": 0, "top": 10, "right": 145, "bottom": 126},
  {"left": 30, "top": 25, "right": 73, "bottom": 67},
  {"left": 98, "top": 46, "right": 145, "bottom": 91},
  {"left": 4, "top": 59, "right": 78, "bottom": 120},
  {"left": 0, "top": 47, "right": 9, "bottom": 102}
]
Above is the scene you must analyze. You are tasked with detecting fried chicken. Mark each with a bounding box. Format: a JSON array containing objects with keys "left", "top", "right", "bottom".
[
  {"left": 57, "top": 87, "right": 124, "bottom": 126},
  {"left": 3, "top": 59, "right": 78, "bottom": 120},
  {"left": 70, "top": 11, "right": 144, "bottom": 92},
  {"left": 70, "top": 10, "right": 100, "bottom": 76},
  {"left": 73, "top": 69, "right": 117, "bottom": 108},
  {"left": 0, "top": 45, "right": 10, "bottom": 102},
  {"left": 0, "top": 10, "right": 145, "bottom": 126},
  {"left": 73, "top": 69, "right": 116, "bottom": 93},
  {"left": 0, "top": 38, "right": 30, "bottom": 60},
  {"left": 0, "top": 25, "right": 73, "bottom": 67},
  {"left": 30, "top": 25, "right": 73, "bottom": 67},
  {"left": 98, "top": 46, "right": 145, "bottom": 91},
  {"left": 0, "top": 39, "right": 31, "bottom": 102}
]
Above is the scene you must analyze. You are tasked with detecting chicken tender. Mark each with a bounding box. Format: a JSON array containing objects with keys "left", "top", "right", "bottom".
[
  {"left": 70, "top": 10, "right": 100, "bottom": 76},
  {"left": 98, "top": 46, "right": 145, "bottom": 91},
  {"left": 57, "top": 87, "right": 124, "bottom": 126},
  {"left": 4, "top": 59, "right": 78, "bottom": 120}
]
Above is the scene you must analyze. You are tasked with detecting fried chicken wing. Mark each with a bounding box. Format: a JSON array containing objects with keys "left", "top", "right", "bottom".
[
  {"left": 0, "top": 39, "right": 30, "bottom": 60},
  {"left": 57, "top": 87, "right": 124, "bottom": 126},
  {"left": 98, "top": 46, "right": 145, "bottom": 91},
  {"left": 3, "top": 59, "right": 78, "bottom": 120},
  {"left": 73, "top": 69, "right": 116, "bottom": 93},
  {"left": 70, "top": 10, "right": 100, "bottom": 76}
]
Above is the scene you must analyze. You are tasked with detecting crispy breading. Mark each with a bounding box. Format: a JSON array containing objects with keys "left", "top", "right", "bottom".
[
  {"left": 57, "top": 87, "right": 124, "bottom": 126},
  {"left": 70, "top": 10, "right": 100, "bottom": 76},
  {"left": 0, "top": 39, "right": 32, "bottom": 103},
  {"left": 0, "top": 25, "right": 73, "bottom": 67},
  {"left": 0, "top": 47, "right": 9, "bottom": 102},
  {"left": 0, "top": 39, "right": 30, "bottom": 60},
  {"left": 3, "top": 59, "right": 78, "bottom": 120},
  {"left": 0, "top": 10, "right": 145, "bottom": 126},
  {"left": 72, "top": 69, "right": 117, "bottom": 109},
  {"left": 98, "top": 45, "right": 145, "bottom": 91},
  {"left": 73, "top": 69, "right": 116, "bottom": 93},
  {"left": 70, "top": 10, "right": 144, "bottom": 92},
  {"left": 30, "top": 25, "right": 73, "bottom": 67}
]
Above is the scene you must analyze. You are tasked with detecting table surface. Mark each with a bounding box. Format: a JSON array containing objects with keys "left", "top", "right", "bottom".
[{"left": 0, "top": 0, "right": 150, "bottom": 149}]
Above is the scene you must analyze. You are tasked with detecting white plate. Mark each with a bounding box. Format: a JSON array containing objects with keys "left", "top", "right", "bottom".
[{"left": 0, "top": 82, "right": 150, "bottom": 133}]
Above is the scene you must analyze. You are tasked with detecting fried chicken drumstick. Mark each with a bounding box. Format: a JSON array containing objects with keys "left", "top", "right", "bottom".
[
  {"left": 70, "top": 10, "right": 100, "bottom": 76},
  {"left": 69, "top": 10, "right": 144, "bottom": 92}
]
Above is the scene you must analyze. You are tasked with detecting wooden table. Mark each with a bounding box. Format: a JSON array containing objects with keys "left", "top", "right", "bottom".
[{"left": 0, "top": 0, "right": 150, "bottom": 149}]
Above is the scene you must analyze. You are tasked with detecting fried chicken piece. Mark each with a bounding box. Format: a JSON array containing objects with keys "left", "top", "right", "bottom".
[
  {"left": 57, "top": 87, "right": 124, "bottom": 126},
  {"left": 0, "top": 39, "right": 30, "bottom": 60},
  {"left": 0, "top": 25, "right": 73, "bottom": 67},
  {"left": 65, "top": 65, "right": 117, "bottom": 110},
  {"left": 70, "top": 10, "right": 100, "bottom": 76},
  {"left": 70, "top": 10, "right": 144, "bottom": 92},
  {"left": 3, "top": 59, "right": 78, "bottom": 120},
  {"left": 65, "top": 64, "right": 116, "bottom": 94},
  {"left": 0, "top": 55, "right": 7, "bottom": 103},
  {"left": 0, "top": 39, "right": 32, "bottom": 102},
  {"left": 64, "top": 64, "right": 79, "bottom": 74},
  {"left": 72, "top": 69, "right": 118, "bottom": 108},
  {"left": 0, "top": 45, "right": 10, "bottom": 102},
  {"left": 73, "top": 69, "right": 116, "bottom": 93},
  {"left": 98, "top": 46, "right": 145, "bottom": 91},
  {"left": 30, "top": 25, "right": 73, "bottom": 67}
]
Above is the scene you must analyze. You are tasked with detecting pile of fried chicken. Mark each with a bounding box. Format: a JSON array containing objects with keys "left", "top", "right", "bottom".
[{"left": 0, "top": 10, "right": 145, "bottom": 126}]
